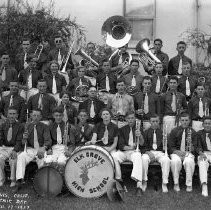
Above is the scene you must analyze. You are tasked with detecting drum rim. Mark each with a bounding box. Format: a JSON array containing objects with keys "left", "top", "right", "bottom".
[
  {"left": 64, "top": 145, "right": 114, "bottom": 199},
  {"left": 33, "top": 165, "right": 64, "bottom": 197}
]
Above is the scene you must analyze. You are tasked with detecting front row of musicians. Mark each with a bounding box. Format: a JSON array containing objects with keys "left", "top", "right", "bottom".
[{"left": 1, "top": 107, "right": 211, "bottom": 197}]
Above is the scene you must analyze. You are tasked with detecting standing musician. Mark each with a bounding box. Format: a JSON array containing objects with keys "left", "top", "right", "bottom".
[
  {"left": 0, "top": 81, "right": 26, "bottom": 123},
  {"left": 79, "top": 86, "right": 105, "bottom": 126},
  {"left": 14, "top": 109, "right": 52, "bottom": 192},
  {"left": 160, "top": 76, "right": 188, "bottom": 135},
  {"left": 0, "top": 107, "right": 24, "bottom": 188},
  {"left": 142, "top": 115, "right": 170, "bottom": 193},
  {"left": 188, "top": 83, "right": 211, "bottom": 132},
  {"left": 134, "top": 76, "right": 160, "bottom": 131},
  {"left": 169, "top": 113, "right": 197, "bottom": 192},
  {"left": 123, "top": 59, "right": 143, "bottom": 94},
  {"left": 196, "top": 116, "right": 211, "bottom": 197},
  {"left": 96, "top": 59, "right": 117, "bottom": 94},
  {"left": 178, "top": 62, "right": 197, "bottom": 101},
  {"left": 27, "top": 79, "right": 57, "bottom": 122},
  {"left": 0, "top": 52, "right": 18, "bottom": 91},
  {"left": 151, "top": 62, "right": 167, "bottom": 94},
  {"left": 107, "top": 78, "right": 134, "bottom": 128},
  {"left": 168, "top": 41, "right": 192, "bottom": 76},
  {"left": 112, "top": 111, "right": 144, "bottom": 196}
]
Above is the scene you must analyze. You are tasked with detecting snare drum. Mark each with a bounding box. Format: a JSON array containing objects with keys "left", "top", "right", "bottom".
[{"left": 64, "top": 145, "right": 114, "bottom": 198}]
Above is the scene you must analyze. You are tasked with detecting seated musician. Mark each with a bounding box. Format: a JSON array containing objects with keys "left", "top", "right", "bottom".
[
  {"left": 44, "top": 60, "right": 67, "bottom": 96},
  {"left": 14, "top": 109, "right": 52, "bottom": 192},
  {"left": 178, "top": 62, "right": 197, "bottom": 101},
  {"left": 151, "top": 62, "right": 167, "bottom": 94},
  {"left": 142, "top": 115, "right": 170, "bottom": 193},
  {"left": 168, "top": 41, "right": 192, "bottom": 76},
  {"left": 0, "top": 107, "right": 24, "bottom": 188},
  {"left": 86, "top": 108, "right": 118, "bottom": 155},
  {"left": 112, "top": 111, "right": 144, "bottom": 196},
  {"left": 58, "top": 91, "right": 77, "bottom": 125},
  {"left": 134, "top": 76, "right": 160, "bottom": 131},
  {"left": 189, "top": 83, "right": 211, "bottom": 132},
  {"left": 27, "top": 79, "right": 57, "bottom": 123},
  {"left": 96, "top": 59, "right": 117, "bottom": 94},
  {"left": 79, "top": 86, "right": 105, "bottom": 126},
  {"left": 107, "top": 78, "right": 134, "bottom": 128},
  {"left": 169, "top": 113, "right": 197, "bottom": 192},
  {"left": 196, "top": 116, "right": 211, "bottom": 197},
  {"left": 123, "top": 59, "right": 143, "bottom": 94},
  {"left": 0, "top": 81, "right": 26, "bottom": 123},
  {"left": 0, "top": 52, "right": 18, "bottom": 91},
  {"left": 44, "top": 107, "right": 76, "bottom": 165},
  {"left": 160, "top": 76, "right": 188, "bottom": 135}
]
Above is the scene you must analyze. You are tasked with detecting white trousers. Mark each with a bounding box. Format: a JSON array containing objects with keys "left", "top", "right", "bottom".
[
  {"left": 192, "top": 120, "right": 203, "bottom": 132},
  {"left": 142, "top": 151, "right": 170, "bottom": 184},
  {"left": 0, "top": 146, "right": 16, "bottom": 184},
  {"left": 112, "top": 150, "right": 142, "bottom": 184},
  {"left": 198, "top": 151, "right": 211, "bottom": 184},
  {"left": 170, "top": 153, "right": 195, "bottom": 187},
  {"left": 163, "top": 116, "right": 176, "bottom": 135},
  {"left": 16, "top": 148, "right": 44, "bottom": 180}
]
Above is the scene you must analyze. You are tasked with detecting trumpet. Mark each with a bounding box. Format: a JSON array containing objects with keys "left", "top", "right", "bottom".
[
  {"left": 163, "top": 124, "right": 168, "bottom": 156},
  {"left": 135, "top": 119, "right": 141, "bottom": 152},
  {"left": 185, "top": 128, "right": 192, "bottom": 157}
]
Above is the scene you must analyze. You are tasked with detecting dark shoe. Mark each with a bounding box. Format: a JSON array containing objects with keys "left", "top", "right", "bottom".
[
  {"left": 135, "top": 188, "right": 143, "bottom": 197},
  {"left": 12, "top": 182, "right": 21, "bottom": 193}
]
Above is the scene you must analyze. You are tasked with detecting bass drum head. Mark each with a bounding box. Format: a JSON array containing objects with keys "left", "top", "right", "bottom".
[
  {"left": 65, "top": 145, "right": 114, "bottom": 198},
  {"left": 33, "top": 166, "right": 63, "bottom": 197}
]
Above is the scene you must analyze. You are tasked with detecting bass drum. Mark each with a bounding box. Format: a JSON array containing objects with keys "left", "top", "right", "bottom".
[
  {"left": 65, "top": 145, "right": 114, "bottom": 198},
  {"left": 33, "top": 164, "right": 65, "bottom": 197}
]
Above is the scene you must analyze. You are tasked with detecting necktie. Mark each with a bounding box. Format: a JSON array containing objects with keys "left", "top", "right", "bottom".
[
  {"left": 180, "top": 129, "right": 186, "bottom": 152},
  {"left": 128, "top": 128, "right": 134, "bottom": 147},
  {"left": 152, "top": 130, "right": 157, "bottom": 150},
  {"left": 79, "top": 78, "right": 82, "bottom": 86},
  {"left": 131, "top": 75, "right": 136, "bottom": 87},
  {"left": 38, "top": 94, "right": 43, "bottom": 110},
  {"left": 34, "top": 125, "right": 39, "bottom": 150},
  {"left": 63, "top": 105, "right": 68, "bottom": 122},
  {"left": 7, "top": 124, "right": 13, "bottom": 142},
  {"left": 24, "top": 53, "right": 28, "bottom": 69},
  {"left": 9, "top": 95, "right": 13, "bottom": 106},
  {"left": 186, "top": 77, "right": 190, "bottom": 96},
  {"left": 118, "top": 95, "right": 123, "bottom": 114},
  {"left": 171, "top": 93, "right": 176, "bottom": 112},
  {"left": 155, "top": 76, "right": 160, "bottom": 93},
  {"left": 178, "top": 57, "right": 182, "bottom": 74},
  {"left": 1, "top": 67, "right": 6, "bottom": 81},
  {"left": 199, "top": 98, "right": 204, "bottom": 118},
  {"left": 58, "top": 49, "right": 62, "bottom": 66},
  {"left": 144, "top": 93, "right": 149, "bottom": 114},
  {"left": 90, "top": 101, "right": 95, "bottom": 118},
  {"left": 106, "top": 74, "right": 110, "bottom": 92},
  {"left": 28, "top": 70, "right": 32, "bottom": 89},
  {"left": 206, "top": 133, "right": 211, "bottom": 151},
  {"left": 57, "top": 124, "right": 62, "bottom": 144},
  {"left": 81, "top": 126, "right": 85, "bottom": 142},
  {"left": 103, "top": 126, "right": 108, "bottom": 145},
  {"left": 52, "top": 75, "right": 57, "bottom": 94}
]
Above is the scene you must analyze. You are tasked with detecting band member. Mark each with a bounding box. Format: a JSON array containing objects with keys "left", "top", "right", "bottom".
[
  {"left": 169, "top": 113, "right": 197, "bottom": 192},
  {"left": 0, "top": 52, "right": 18, "bottom": 91},
  {"left": 96, "top": 59, "right": 117, "bottom": 94},
  {"left": 0, "top": 107, "right": 24, "bottom": 187},
  {"left": 168, "top": 41, "right": 192, "bottom": 76},
  {"left": 44, "top": 60, "right": 67, "bottom": 94},
  {"left": 79, "top": 86, "right": 105, "bottom": 125},
  {"left": 196, "top": 116, "right": 211, "bottom": 197},
  {"left": 134, "top": 76, "right": 160, "bottom": 131},
  {"left": 142, "top": 115, "right": 170, "bottom": 193},
  {"left": 151, "top": 62, "right": 167, "bottom": 94},
  {"left": 14, "top": 109, "right": 52, "bottom": 192},
  {"left": 112, "top": 111, "right": 144, "bottom": 196},
  {"left": 44, "top": 107, "right": 75, "bottom": 165},
  {"left": 27, "top": 79, "right": 57, "bottom": 122},
  {"left": 188, "top": 83, "right": 211, "bottom": 132},
  {"left": 107, "top": 78, "right": 134, "bottom": 128},
  {"left": 160, "top": 76, "right": 188, "bottom": 134},
  {"left": 178, "top": 62, "right": 197, "bottom": 101},
  {"left": 123, "top": 59, "right": 143, "bottom": 94},
  {"left": 0, "top": 81, "right": 26, "bottom": 122}
]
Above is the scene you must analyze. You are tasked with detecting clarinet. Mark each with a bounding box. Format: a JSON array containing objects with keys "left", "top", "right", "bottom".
[
  {"left": 63, "top": 121, "right": 69, "bottom": 146},
  {"left": 205, "top": 100, "right": 209, "bottom": 116},
  {"left": 163, "top": 124, "right": 168, "bottom": 156},
  {"left": 135, "top": 119, "right": 141, "bottom": 152},
  {"left": 185, "top": 128, "right": 192, "bottom": 157}
]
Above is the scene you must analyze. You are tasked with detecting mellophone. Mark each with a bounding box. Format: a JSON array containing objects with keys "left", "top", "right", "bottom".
[{"left": 33, "top": 145, "right": 115, "bottom": 198}]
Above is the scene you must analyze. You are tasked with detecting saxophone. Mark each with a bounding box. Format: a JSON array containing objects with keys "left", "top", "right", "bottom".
[
  {"left": 163, "top": 124, "right": 168, "bottom": 156},
  {"left": 185, "top": 128, "right": 192, "bottom": 157},
  {"left": 135, "top": 119, "right": 141, "bottom": 152}
]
